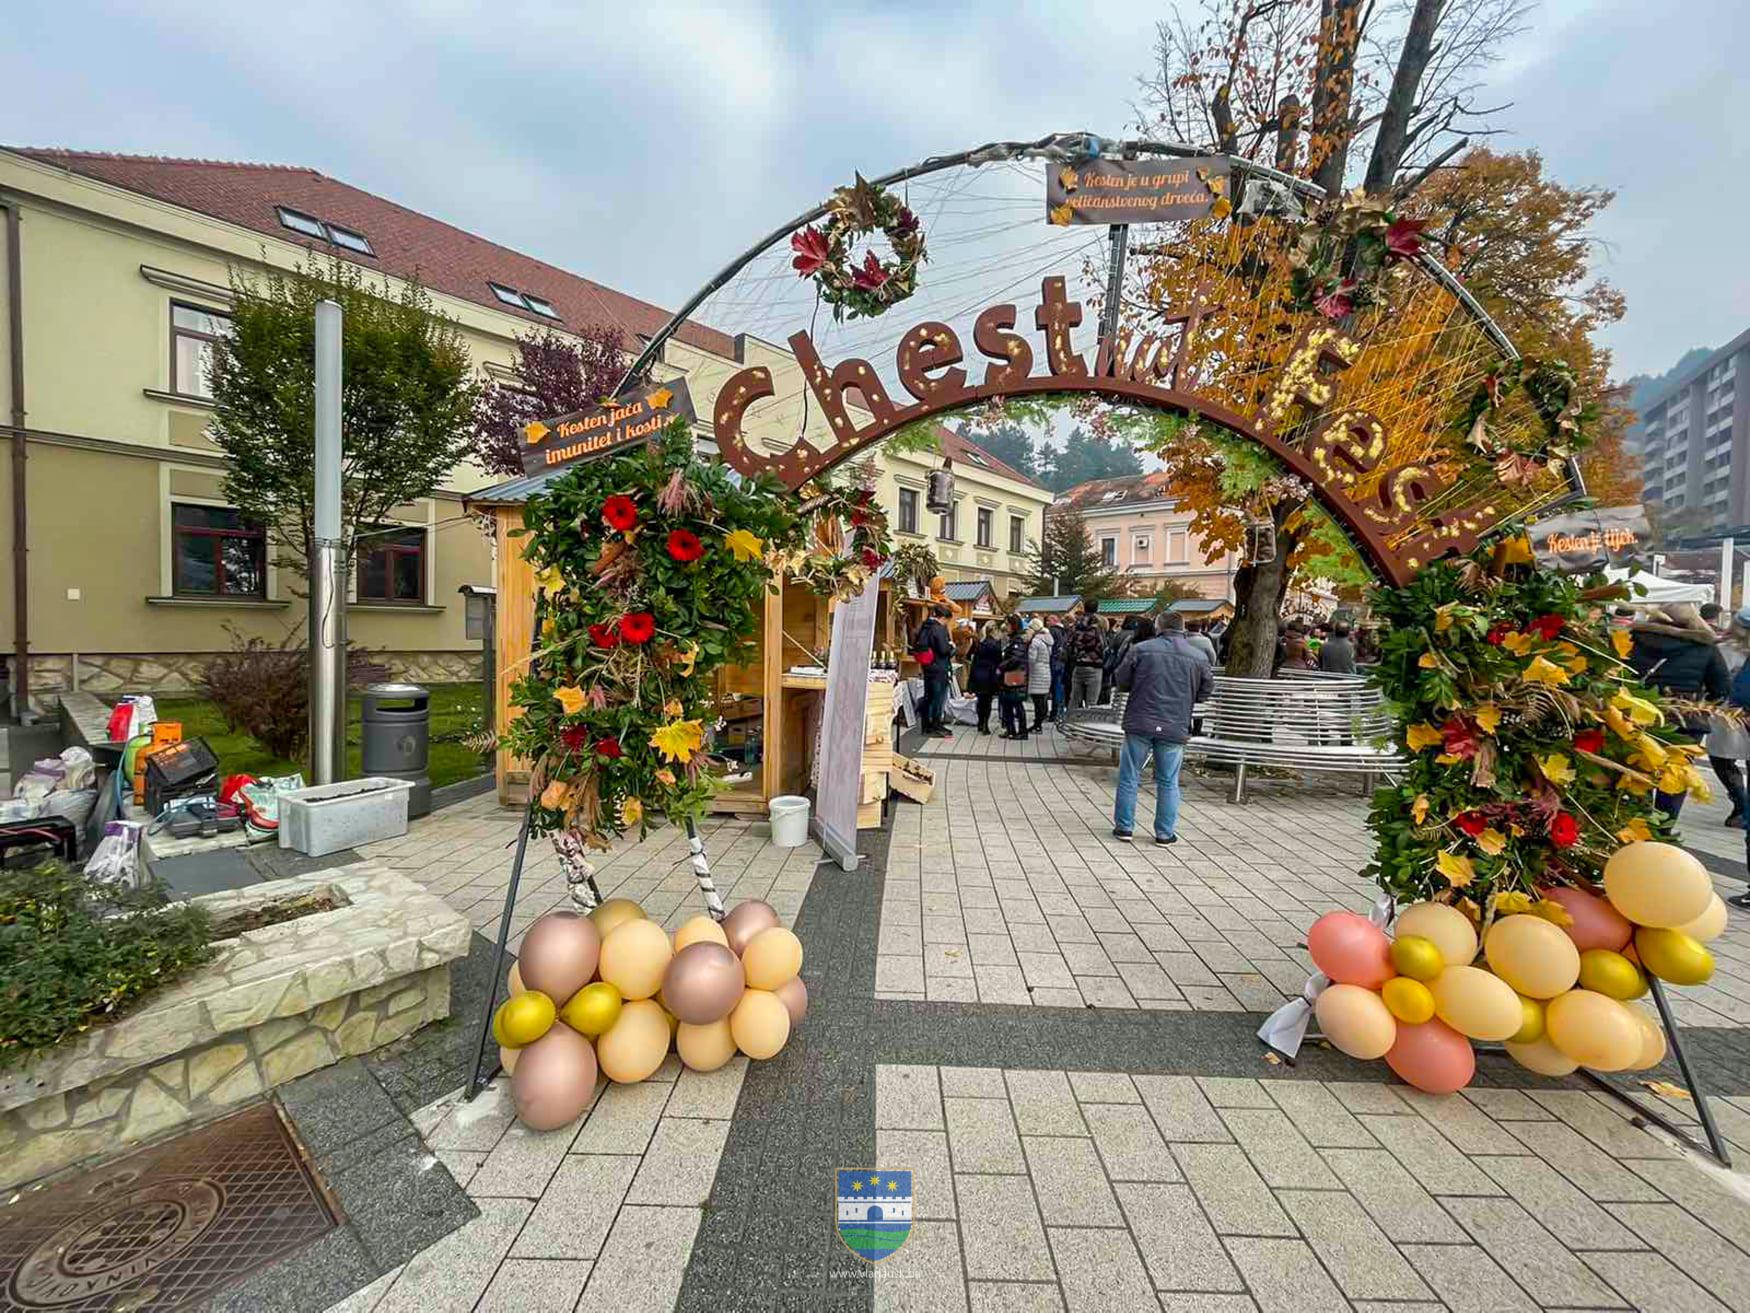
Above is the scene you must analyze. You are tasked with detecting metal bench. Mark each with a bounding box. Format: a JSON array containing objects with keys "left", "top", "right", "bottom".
[{"left": 1061, "top": 674, "right": 1401, "bottom": 802}]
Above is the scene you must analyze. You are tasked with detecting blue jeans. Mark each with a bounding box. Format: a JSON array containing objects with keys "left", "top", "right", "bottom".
[{"left": 1114, "top": 734, "right": 1184, "bottom": 838}]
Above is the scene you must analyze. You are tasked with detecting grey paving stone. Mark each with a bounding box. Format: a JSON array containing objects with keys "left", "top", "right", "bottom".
[
  {"left": 511, "top": 1154, "right": 640, "bottom": 1260},
  {"left": 1094, "top": 930, "right": 1154, "bottom": 963},
  {"left": 1395, "top": 1088, "right": 1525, "bottom": 1155},
  {"left": 878, "top": 956, "right": 928, "bottom": 992},
  {"left": 663, "top": 1056, "right": 748, "bottom": 1119},
  {"left": 433, "top": 1147, "right": 486, "bottom": 1192},
  {"left": 878, "top": 1128, "right": 955, "bottom": 1220},
  {"left": 1023, "top": 1135, "right": 1123, "bottom": 1225},
  {"left": 573, "top": 1204, "right": 700, "bottom": 1313},
  {"left": 946, "top": 1096, "right": 1027, "bottom": 1173},
  {"left": 968, "top": 934, "right": 1020, "bottom": 966},
  {"left": 974, "top": 963, "right": 1033, "bottom": 1004},
  {"left": 1155, "top": 952, "right": 1221, "bottom": 987},
  {"left": 1059, "top": 941, "right": 1118, "bottom": 975},
  {"left": 1360, "top": 1112, "right": 1502, "bottom": 1196},
  {"left": 928, "top": 976, "right": 982, "bottom": 1002},
  {"left": 1261, "top": 1081, "right": 1376, "bottom": 1149},
  {"left": 1083, "top": 1103, "right": 1180, "bottom": 1182},
  {"left": 1171, "top": 1143, "right": 1295, "bottom": 1236},
  {"left": 941, "top": 1066, "right": 1008, "bottom": 1098},
  {"left": 1218, "top": 1107, "right": 1341, "bottom": 1189},
  {"left": 1006, "top": 1070, "right": 1088, "bottom": 1136},
  {"left": 1221, "top": 1237, "right": 1350, "bottom": 1313},
  {"left": 1626, "top": 1158, "right": 1750, "bottom": 1252},
  {"left": 1115, "top": 960, "right": 1182, "bottom": 1000},
  {"left": 1134, "top": 1075, "right": 1232, "bottom": 1143},
  {"left": 1030, "top": 986, "right": 1087, "bottom": 1008},
  {"left": 376, "top": 1196, "right": 533, "bottom": 1313},
  {"left": 1047, "top": 1227, "right": 1157, "bottom": 1313},
  {"left": 1319, "top": 1147, "right": 1464, "bottom": 1244},
  {"left": 1067, "top": 1071, "right": 1140, "bottom": 1104},
  {"left": 1609, "top": 1202, "right": 1750, "bottom": 1310},
  {"left": 1117, "top": 1181, "right": 1243, "bottom": 1293},
  {"left": 1473, "top": 1153, "right": 1641, "bottom": 1250},
  {"left": 466, "top": 1116, "right": 584, "bottom": 1199},
  {"left": 1460, "top": 1088, "right": 1553, "bottom": 1121},
  {"left": 1326, "top": 1082, "right": 1415, "bottom": 1116},
  {"left": 320, "top": 1265, "right": 402, "bottom": 1313},
  {"left": 956, "top": 1174, "right": 1056, "bottom": 1281},
  {"left": 1197, "top": 1077, "right": 1274, "bottom": 1109},
  {"left": 626, "top": 1117, "right": 730, "bottom": 1206},
  {"left": 1503, "top": 1120, "right": 1664, "bottom": 1202},
  {"left": 1444, "top": 1197, "right": 1627, "bottom": 1309},
  {"left": 571, "top": 1080, "right": 671, "bottom": 1155},
  {"left": 1530, "top": 1090, "right": 1679, "bottom": 1159},
  {"left": 1278, "top": 1188, "right": 1433, "bottom": 1301},
  {"left": 427, "top": 1079, "right": 519, "bottom": 1151},
  {"left": 879, "top": 1064, "right": 946, "bottom": 1131},
  {"left": 1075, "top": 976, "right": 1139, "bottom": 1008},
  {"left": 1017, "top": 951, "right": 1077, "bottom": 989},
  {"left": 1399, "top": 1243, "right": 1538, "bottom": 1313},
  {"left": 1180, "top": 984, "right": 1243, "bottom": 1010},
  {"left": 476, "top": 1258, "right": 594, "bottom": 1312},
  {"left": 967, "top": 1283, "right": 1064, "bottom": 1312},
  {"left": 1582, "top": 1251, "right": 1732, "bottom": 1313},
  {"left": 873, "top": 1219, "right": 969, "bottom": 1313},
  {"left": 1156, "top": 1296, "right": 1258, "bottom": 1312}
]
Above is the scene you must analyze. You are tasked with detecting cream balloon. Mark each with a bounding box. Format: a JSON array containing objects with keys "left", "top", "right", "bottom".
[
  {"left": 598, "top": 919, "right": 674, "bottom": 1001},
  {"left": 1676, "top": 893, "right": 1728, "bottom": 944},
  {"left": 676, "top": 1018, "right": 738, "bottom": 1072},
  {"left": 1484, "top": 915, "right": 1582, "bottom": 999},
  {"left": 1627, "top": 1005, "right": 1667, "bottom": 1071},
  {"left": 508, "top": 963, "right": 524, "bottom": 995},
  {"left": 589, "top": 898, "right": 647, "bottom": 940},
  {"left": 1429, "top": 965, "right": 1524, "bottom": 1041},
  {"left": 1504, "top": 1033, "right": 1579, "bottom": 1077},
  {"left": 741, "top": 927, "right": 804, "bottom": 991},
  {"left": 596, "top": 999, "right": 671, "bottom": 1083},
  {"left": 729, "top": 989, "right": 791, "bottom": 1060},
  {"left": 500, "top": 1044, "right": 520, "bottom": 1076},
  {"left": 1603, "top": 842, "right": 1713, "bottom": 928},
  {"left": 1545, "top": 989, "right": 1643, "bottom": 1071},
  {"left": 674, "top": 914, "right": 730, "bottom": 952},
  {"left": 1313, "top": 983, "right": 1397, "bottom": 1060},
  {"left": 1393, "top": 902, "right": 1478, "bottom": 968}
]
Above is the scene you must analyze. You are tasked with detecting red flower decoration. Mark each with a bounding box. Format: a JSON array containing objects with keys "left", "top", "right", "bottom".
[
  {"left": 892, "top": 206, "right": 920, "bottom": 236},
  {"left": 596, "top": 737, "right": 623, "bottom": 759},
  {"left": 1573, "top": 728, "right": 1605, "bottom": 755},
  {"left": 850, "top": 510, "right": 867, "bottom": 528},
  {"left": 1383, "top": 216, "right": 1427, "bottom": 260},
  {"left": 666, "top": 529, "right": 704, "bottom": 563},
  {"left": 1314, "top": 278, "right": 1357, "bottom": 320},
  {"left": 588, "top": 622, "right": 620, "bottom": 649},
  {"left": 1549, "top": 812, "right": 1579, "bottom": 848},
  {"left": 862, "top": 547, "right": 882, "bottom": 570},
  {"left": 1441, "top": 716, "right": 1479, "bottom": 761},
  {"left": 602, "top": 495, "right": 638, "bottom": 532},
  {"left": 1485, "top": 623, "right": 1512, "bottom": 646},
  {"left": 1529, "top": 614, "right": 1565, "bottom": 641},
  {"left": 790, "top": 225, "right": 831, "bottom": 276},
  {"left": 852, "top": 250, "right": 890, "bottom": 291},
  {"left": 560, "top": 724, "right": 591, "bottom": 752},
  {"left": 619, "top": 612, "right": 656, "bottom": 645},
  {"left": 1453, "top": 811, "right": 1487, "bottom": 837}
]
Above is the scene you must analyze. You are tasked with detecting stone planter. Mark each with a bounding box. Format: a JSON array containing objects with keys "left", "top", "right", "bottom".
[{"left": 0, "top": 863, "right": 470, "bottom": 1189}]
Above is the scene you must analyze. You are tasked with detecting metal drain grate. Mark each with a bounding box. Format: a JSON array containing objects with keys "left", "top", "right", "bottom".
[{"left": 0, "top": 1102, "right": 337, "bottom": 1312}]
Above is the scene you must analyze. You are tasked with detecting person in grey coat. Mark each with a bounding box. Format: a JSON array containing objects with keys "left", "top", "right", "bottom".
[
  {"left": 1111, "top": 613, "right": 1214, "bottom": 843},
  {"left": 1026, "top": 619, "right": 1054, "bottom": 732},
  {"left": 1318, "top": 621, "right": 1358, "bottom": 674}
]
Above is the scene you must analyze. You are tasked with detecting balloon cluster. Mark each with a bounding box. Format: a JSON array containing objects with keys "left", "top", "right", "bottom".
[
  {"left": 1311, "top": 841, "right": 1724, "bottom": 1093},
  {"left": 493, "top": 898, "right": 807, "bottom": 1130}
]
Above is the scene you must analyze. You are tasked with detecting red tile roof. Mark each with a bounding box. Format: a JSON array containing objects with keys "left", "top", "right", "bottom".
[
  {"left": 1052, "top": 470, "right": 1175, "bottom": 511},
  {"left": 7, "top": 147, "right": 734, "bottom": 359},
  {"left": 934, "top": 424, "right": 1043, "bottom": 489}
]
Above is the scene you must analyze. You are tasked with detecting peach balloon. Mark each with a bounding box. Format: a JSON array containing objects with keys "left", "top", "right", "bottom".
[
  {"left": 1676, "top": 893, "right": 1728, "bottom": 944},
  {"left": 510, "top": 1023, "right": 598, "bottom": 1129},
  {"left": 1545, "top": 989, "right": 1643, "bottom": 1071},
  {"left": 597, "top": 999, "right": 671, "bottom": 1083},
  {"left": 508, "top": 963, "right": 524, "bottom": 995},
  {"left": 1603, "top": 842, "right": 1713, "bottom": 928},
  {"left": 722, "top": 900, "right": 780, "bottom": 956},
  {"left": 1627, "top": 1005, "right": 1667, "bottom": 1071},
  {"left": 1484, "top": 914, "right": 1581, "bottom": 999},
  {"left": 1430, "top": 966, "right": 1524, "bottom": 1041},
  {"left": 598, "top": 919, "right": 674, "bottom": 1001},
  {"left": 676, "top": 1018, "right": 738, "bottom": 1072},
  {"left": 674, "top": 914, "right": 730, "bottom": 952},
  {"left": 1504, "top": 1034, "right": 1579, "bottom": 1077},
  {"left": 589, "top": 898, "right": 647, "bottom": 940},
  {"left": 772, "top": 976, "right": 809, "bottom": 1025},
  {"left": 742, "top": 927, "right": 804, "bottom": 991},
  {"left": 1541, "top": 886, "right": 1632, "bottom": 952},
  {"left": 1385, "top": 1018, "right": 1475, "bottom": 1094},
  {"left": 517, "top": 912, "right": 602, "bottom": 1003},
  {"left": 1307, "top": 912, "right": 1393, "bottom": 988},
  {"left": 1394, "top": 902, "right": 1478, "bottom": 968},
  {"left": 1314, "top": 983, "right": 1397, "bottom": 1059},
  {"left": 729, "top": 989, "right": 791, "bottom": 1059},
  {"left": 500, "top": 1044, "right": 520, "bottom": 1076}
]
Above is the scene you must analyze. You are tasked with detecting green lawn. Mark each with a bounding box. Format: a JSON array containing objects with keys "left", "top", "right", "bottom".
[{"left": 153, "top": 682, "right": 489, "bottom": 789}]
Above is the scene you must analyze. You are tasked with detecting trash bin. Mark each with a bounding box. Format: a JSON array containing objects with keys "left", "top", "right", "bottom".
[
  {"left": 360, "top": 682, "right": 431, "bottom": 817},
  {"left": 768, "top": 794, "right": 810, "bottom": 848}
]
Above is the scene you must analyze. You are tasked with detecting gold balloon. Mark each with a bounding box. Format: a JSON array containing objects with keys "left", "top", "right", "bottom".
[
  {"left": 597, "top": 999, "right": 671, "bottom": 1083},
  {"left": 1381, "top": 977, "right": 1435, "bottom": 1024},
  {"left": 676, "top": 1018, "right": 738, "bottom": 1072},
  {"left": 741, "top": 927, "right": 804, "bottom": 991},
  {"left": 1633, "top": 927, "right": 1715, "bottom": 986},
  {"left": 1484, "top": 914, "right": 1581, "bottom": 999},
  {"left": 598, "top": 919, "right": 675, "bottom": 1001},
  {"left": 510, "top": 1023, "right": 598, "bottom": 1130},
  {"left": 1603, "top": 842, "right": 1713, "bottom": 928},
  {"left": 1545, "top": 989, "right": 1643, "bottom": 1071},
  {"left": 1578, "top": 949, "right": 1648, "bottom": 1000},
  {"left": 1389, "top": 935, "right": 1445, "bottom": 982},
  {"left": 1430, "top": 965, "right": 1524, "bottom": 1041},
  {"left": 589, "top": 897, "right": 648, "bottom": 940},
  {"left": 1512, "top": 995, "right": 1546, "bottom": 1045},
  {"left": 1505, "top": 1033, "right": 1579, "bottom": 1077},
  {"left": 517, "top": 912, "right": 602, "bottom": 1003},
  {"left": 1676, "top": 893, "right": 1729, "bottom": 944},
  {"left": 560, "top": 981, "right": 623, "bottom": 1037},
  {"left": 729, "top": 989, "right": 792, "bottom": 1060},
  {"left": 1394, "top": 902, "right": 1477, "bottom": 968},
  {"left": 674, "top": 914, "right": 730, "bottom": 952},
  {"left": 494, "top": 990, "right": 556, "bottom": 1048},
  {"left": 1627, "top": 1005, "right": 1667, "bottom": 1071},
  {"left": 1313, "top": 983, "right": 1397, "bottom": 1060}
]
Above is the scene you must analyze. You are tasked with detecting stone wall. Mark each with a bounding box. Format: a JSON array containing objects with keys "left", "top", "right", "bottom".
[{"left": 27, "top": 650, "right": 482, "bottom": 709}]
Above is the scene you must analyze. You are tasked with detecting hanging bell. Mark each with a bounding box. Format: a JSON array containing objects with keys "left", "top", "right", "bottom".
[
  {"left": 925, "top": 459, "right": 955, "bottom": 514},
  {"left": 1245, "top": 517, "right": 1277, "bottom": 566}
]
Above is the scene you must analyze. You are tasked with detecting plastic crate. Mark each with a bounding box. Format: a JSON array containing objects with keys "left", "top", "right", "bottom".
[{"left": 278, "top": 777, "right": 415, "bottom": 857}]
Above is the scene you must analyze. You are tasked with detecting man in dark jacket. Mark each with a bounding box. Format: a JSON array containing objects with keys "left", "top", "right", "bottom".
[
  {"left": 1629, "top": 603, "right": 1729, "bottom": 817},
  {"left": 1068, "top": 614, "right": 1106, "bottom": 710},
  {"left": 1318, "top": 621, "right": 1358, "bottom": 674},
  {"left": 1111, "top": 613, "right": 1214, "bottom": 843},
  {"left": 1047, "top": 615, "right": 1069, "bottom": 722},
  {"left": 915, "top": 605, "right": 956, "bottom": 738}
]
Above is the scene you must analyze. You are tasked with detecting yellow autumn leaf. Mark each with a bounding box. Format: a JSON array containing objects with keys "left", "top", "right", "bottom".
[
  {"left": 1610, "top": 628, "right": 1634, "bottom": 660},
  {"left": 1604, "top": 706, "right": 1635, "bottom": 740},
  {"left": 1537, "top": 753, "right": 1576, "bottom": 787},
  {"left": 1048, "top": 202, "right": 1076, "bottom": 226},
  {"left": 1406, "top": 723, "right": 1443, "bottom": 751},
  {"left": 1686, "top": 766, "right": 1713, "bottom": 802},
  {"left": 1523, "top": 656, "right": 1571, "bottom": 686},
  {"left": 1502, "top": 631, "right": 1536, "bottom": 656},
  {"left": 554, "top": 685, "right": 588, "bottom": 715},
  {"left": 619, "top": 797, "right": 644, "bottom": 826},
  {"left": 1474, "top": 703, "right": 1502, "bottom": 734},
  {"left": 1565, "top": 654, "right": 1589, "bottom": 674},
  {"left": 1435, "top": 850, "right": 1476, "bottom": 888},
  {"left": 1475, "top": 827, "right": 1507, "bottom": 856},
  {"left": 1617, "top": 816, "right": 1653, "bottom": 843},
  {"left": 649, "top": 718, "right": 705, "bottom": 763},
  {"left": 663, "top": 699, "right": 683, "bottom": 718},
  {"left": 1434, "top": 603, "right": 1456, "bottom": 633},
  {"left": 1435, "top": 752, "right": 1465, "bottom": 766},
  {"left": 1418, "top": 651, "right": 1441, "bottom": 669},
  {"left": 655, "top": 768, "right": 676, "bottom": 787},
  {"left": 725, "top": 529, "right": 764, "bottom": 563},
  {"left": 536, "top": 565, "right": 566, "bottom": 594},
  {"left": 675, "top": 644, "right": 698, "bottom": 676},
  {"left": 1412, "top": 794, "right": 1430, "bottom": 824},
  {"left": 539, "top": 780, "right": 571, "bottom": 812},
  {"left": 1209, "top": 195, "right": 1233, "bottom": 220},
  {"left": 1531, "top": 899, "right": 1576, "bottom": 928},
  {"left": 1612, "top": 688, "right": 1663, "bottom": 726},
  {"left": 1634, "top": 734, "right": 1668, "bottom": 769},
  {"left": 1617, "top": 774, "right": 1653, "bottom": 797},
  {"left": 1492, "top": 891, "right": 1533, "bottom": 915}
]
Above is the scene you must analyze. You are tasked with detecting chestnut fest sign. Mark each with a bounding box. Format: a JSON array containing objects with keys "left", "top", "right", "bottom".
[{"left": 521, "top": 378, "right": 696, "bottom": 476}]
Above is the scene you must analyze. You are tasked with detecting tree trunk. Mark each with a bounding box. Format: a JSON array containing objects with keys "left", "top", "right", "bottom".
[
  {"left": 1309, "top": 0, "right": 1364, "bottom": 195},
  {"left": 1224, "top": 508, "right": 1300, "bottom": 677},
  {"left": 1362, "top": 0, "right": 1443, "bottom": 195}
]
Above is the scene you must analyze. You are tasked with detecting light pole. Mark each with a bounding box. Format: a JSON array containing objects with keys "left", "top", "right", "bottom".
[{"left": 310, "top": 299, "right": 347, "bottom": 783}]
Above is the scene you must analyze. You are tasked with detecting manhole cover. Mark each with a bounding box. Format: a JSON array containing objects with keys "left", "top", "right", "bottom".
[{"left": 0, "top": 1102, "right": 336, "bottom": 1312}]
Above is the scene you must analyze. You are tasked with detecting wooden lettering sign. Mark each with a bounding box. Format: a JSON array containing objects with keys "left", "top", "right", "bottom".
[
  {"left": 522, "top": 379, "right": 695, "bottom": 476},
  {"left": 1046, "top": 156, "right": 1231, "bottom": 226}
]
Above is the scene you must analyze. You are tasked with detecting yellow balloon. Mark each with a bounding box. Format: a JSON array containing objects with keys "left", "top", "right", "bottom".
[
  {"left": 560, "top": 981, "right": 623, "bottom": 1037},
  {"left": 1394, "top": 902, "right": 1477, "bottom": 968},
  {"left": 741, "top": 927, "right": 804, "bottom": 991},
  {"left": 676, "top": 1018, "right": 738, "bottom": 1072},
  {"left": 1505, "top": 1034, "right": 1578, "bottom": 1077},
  {"left": 1430, "top": 965, "right": 1524, "bottom": 1041},
  {"left": 1633, "top": 927, "right": 1715, "bottom": 986},
  {"left": 1512, "top": 995, "right": 1546, "bottom": 1045},
  {"left": 729, "top": 989, "right": 792, "bottom": 1060},
  {"left": 598, "top": 919, "right": 674, "bottom": 1001},
  {"left": 597, "top": 999, "right": 670, "bottom": 1083},
  {"left": 1389, "top": 935, "right": 1445, "bottom": 982},
  {"left": 1484, "top": 914, "right": 1581, "bottom": 999},
  {"left": 1381, "top": 977, "right": 1436, "bottom": 1024},
  {"left": 493, "top": 990, "right": 556, "bottom": 1047},
  {"left": 589, "top": 898, "right": 647, "bottom": 940},
  {"left": 1545, "top": 989, "right": 1643, "bottom": 1071},
  {"left": 674, "top": 914, "right": 730, "bottom": 952},
  {"left": 1313, "top": 983, "right": 1397, "bottom": 1059},
  {"left": 1626, "top": 1005, "right": 1667, "bottom": 1071},
  {"left": 1578, "top": 949, "right": 1648, "bottom": 1000},
  {"left": 1676, "top": 894, "right": 1728, "bottom": 944},
  {"left": 1603, "top": 842, "right": 1713, "bottom": 928}
]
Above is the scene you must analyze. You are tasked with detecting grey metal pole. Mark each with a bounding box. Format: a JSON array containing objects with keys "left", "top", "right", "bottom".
[{"left": 311, "top": 299, "right": 346, "bottom": 784}]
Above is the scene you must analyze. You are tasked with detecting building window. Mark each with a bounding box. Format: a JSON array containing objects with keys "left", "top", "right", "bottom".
[
  {"left": 172, "top": 504, "right": 265, "bottom": 598},
  {"left": 1009, "top": 515, "right": 1025, "bottom": 554},
  {"left": 358, "top": 527, "right": 427, "bottom": 602},
  {"left": 976, "top": 507, "right": 994, "bottom": 548},
  {"left": 487, "top": 282, "right": 562, "bottom": 319},
  {"left": 276, "top": 207, "right": 328, "bottom": 240},
  {"left": 1133, "top": 535, "right": 1151, "bottom": 563},
  {"left": 938, "top": 501, "right": 959, "bottom": 543},
  {"left": 171, "top": 303, "right": 232, "bottom": 399},
  {"left": 327, "top": 223, "right": 375, "bottom": 256},
  {"left": 1168, "top": 531, "right": 1188, "bottom": 564},
  {"left": 898, "top": 488, "right": 919, "bottom": 534},
  {"left": 1100, "top": 536, "right": 1117, "bottom": 567}
]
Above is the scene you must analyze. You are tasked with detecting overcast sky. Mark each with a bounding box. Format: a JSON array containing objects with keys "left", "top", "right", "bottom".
[{"left": 5, "top": 0, "right": 1743, "bottom": 381}]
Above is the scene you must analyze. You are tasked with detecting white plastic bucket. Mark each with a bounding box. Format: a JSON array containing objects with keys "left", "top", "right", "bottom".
[{"left": 768, "top": 794, "right": 811, "bottom": 848}]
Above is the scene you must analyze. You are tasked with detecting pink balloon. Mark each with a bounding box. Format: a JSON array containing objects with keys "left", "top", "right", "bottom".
[
  {"left": 511, "top": 1023, "right": 599, "bottom": 1130},
  {"left": 722, "top": 900, "right": 780, "bottom": 956},
  {"left": 1307, "top": 912, "right": 1393, "bottom": 988},
  {"left": 1541, "top": 885, "right": 1633, "bottom": 953},
  {"left": 1385, "top": 1018, "right": 1476, "bottom": 1094},
  {"left": 772, "top": 976, "right": 808, "bottom": 1026}
]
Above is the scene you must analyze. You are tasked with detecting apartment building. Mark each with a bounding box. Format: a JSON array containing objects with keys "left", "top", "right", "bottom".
[
  {"left": 1637, "top": 326, "right": 1750, "bottom": 531},
  {"left": 1052, "top": 471, "right": 1236, "bottom": 599}
]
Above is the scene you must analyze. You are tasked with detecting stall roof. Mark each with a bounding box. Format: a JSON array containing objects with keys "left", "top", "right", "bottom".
[
  {"left": 943, "top": 580, "right": 996, "bottom": 603},
  {"left": 1017, "top": 595, "right": 1083, "bottom": 613},
  {"left": 1166, "top": 598, "right": 1230, "bottom": 614},
  {"left": 1091, "top": 597, "right": 1158, "bottom": 615}
]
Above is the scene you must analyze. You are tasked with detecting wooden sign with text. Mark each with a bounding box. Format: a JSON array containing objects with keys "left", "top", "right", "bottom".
[
  {"left": 1046, "top": 156, "right": 1230, "bottom": 226},
  {"left": 521, "top": 378, "right": 695, "bottom": 476}
]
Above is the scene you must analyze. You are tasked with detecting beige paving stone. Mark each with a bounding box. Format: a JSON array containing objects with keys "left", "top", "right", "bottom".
[
  {"left": 1581, "top": 1251, "right": 1731, "bottom": 1313},
  {"left": 571, "top": 1080, "right": 670, "bottom": 1155},
  {"left": 572, "top": 1205, "right": 700, "bottom": 1313},
  {"left": 1067, "top": 1071, "right": 1139, "bottom": 1104},
  {"left": 510, "top": 1154, "right": 640, "bottom": 1260},
  {"left": 1005, "top": 1070, "right": 1087, "bottom": 1136},
  {"left": 1277, "top": 1188, "right": 1432, "bottom": 1302},
  {"left": 1171, "top": 1143, "right": 1294, "bottom": 1237},
  {"left": 877, "top": 1065, "right": 945, "bottom": 1131},
  {"left": 625, "top": 1117, "right": 730, "bottom": 1206},
  {"left": 1221, "top": 1237, "right": 1350, "bottom": 1313},
  {"left": 967, "top": 1283, "right": 1063, "bottom": 1312},
  {"left": 956, "top": 1174, "right": 1055, "bottom": 1281},
  {"left": 1444, "top": 1197, "right": 1627, "bottom": 1309},
  {"left": 1022, "top": 1136, "right": 1122, "bottom": 1225},
  {"left": 376, "top": 1196, "right": 533, "bottom": 1313},
  {"left": 1133, "top": 1075, "right": 1231, "bottom": 1143},
  {"left": 1261, "top": 1082, "right": 1375, "bottom": 1149},
  {"left": 945, "top": 1096, "right": 1026, "bottom": 1173},
  {"left": 1082, "top": 1103, "right": 1179, "bottom": 1182},
  {"left": 872, "top": 1220, "right": 969, "bottom": 1313},
  {"left": 1046, "top": 1227, "right": 1156, "bottom": 1313},
  {"left": 476, "top": 1259, "right": 594, "bottom": 1313},
  {"left": 1217, "top": 1107, "right": 1340, "bottom": 1189},
  {"left": 1117, "top": 1181, "right": 1243, "bottom": 1293},
  {"left": 878, "top": 1128, "right": 954, "bottom": 1219}
]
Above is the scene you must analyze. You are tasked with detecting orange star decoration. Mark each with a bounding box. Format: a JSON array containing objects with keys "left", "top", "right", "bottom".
[
  {"left": 1435, "top": 850, "right": 1476, "bottom": 888},
  {"left": 647, "top": 387, "right": 674, "bottom": 410},
  {"left": 650, "top": 718, "right": 705, "bottom": 764},
  {"left": 1048, "top": 203, "right": 1076, "bottom": 226},
  {"left": 554, "top": 685, "right": 588, "bottom": 715},
  {"left": 525, "top": 420, "right": 550, "bottom": 445},
  {"left": 1522, "top": 656, "right": 1571, "bottom": 686}
]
